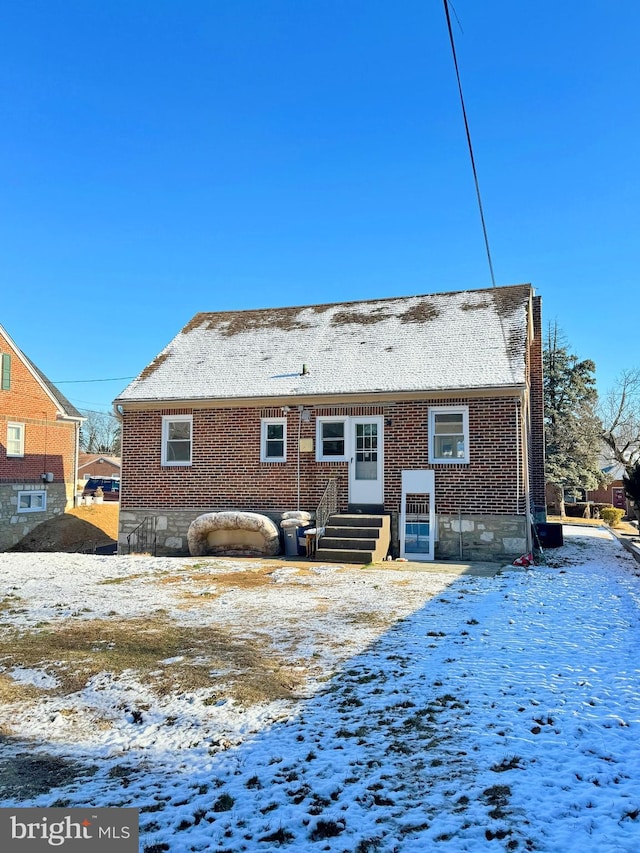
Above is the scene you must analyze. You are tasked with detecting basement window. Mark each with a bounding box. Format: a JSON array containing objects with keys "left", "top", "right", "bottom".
[{"left": 18, "top": 490, "right": 46, "bottom": 512}]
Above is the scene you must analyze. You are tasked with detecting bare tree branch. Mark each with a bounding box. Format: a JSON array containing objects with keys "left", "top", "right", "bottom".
[{"left": 600, "top": 368, "right": 640, "bottom": 470}]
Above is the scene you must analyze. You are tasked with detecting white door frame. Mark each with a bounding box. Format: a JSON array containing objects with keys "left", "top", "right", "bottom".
[
  {"left": 348, "top": 416, "right": 384, "bottom": 505},
  {"left": 400, "top": 469, "right": 435, "bottom": 561}
]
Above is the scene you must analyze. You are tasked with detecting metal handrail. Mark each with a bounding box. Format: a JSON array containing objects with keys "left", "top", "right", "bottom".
[
  {"left": 127, "top": 516, "right": 157, "bottom": 555},
  {"left": 315, "top": 477, "right": 338, "bottom": 536}
]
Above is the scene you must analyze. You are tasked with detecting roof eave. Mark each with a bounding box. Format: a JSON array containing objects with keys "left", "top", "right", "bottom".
[{"left": 115, "top": 384, "right": 528, "bottom": 411}]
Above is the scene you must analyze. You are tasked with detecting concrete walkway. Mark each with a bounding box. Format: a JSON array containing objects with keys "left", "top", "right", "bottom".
[{"left": 365, "top": 559, "right": 519, "bottom": 577}]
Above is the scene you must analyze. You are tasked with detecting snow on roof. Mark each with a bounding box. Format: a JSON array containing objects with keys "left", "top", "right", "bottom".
[{"left": 116, "top": 284, "right": 534, "bottom": 404}]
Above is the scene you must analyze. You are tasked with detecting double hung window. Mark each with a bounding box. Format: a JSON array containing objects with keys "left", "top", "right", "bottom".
[
  {"left": 7, "top": 422, "right": 24, "bottom": 457},
  {"left": 162, "top": 415, "right": 192, "bottom": 465},
  {"left": 316, "top": 418, "right": 347, "bottom": 461},
  {"left": 261, "top": 418, "right": 286, "bottom": 462},
  {"left": 428, "top": 406, "right": 469, "bottom": 464}
]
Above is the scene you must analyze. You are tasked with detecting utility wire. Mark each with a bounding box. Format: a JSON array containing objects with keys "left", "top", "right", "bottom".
[
  {"left": 52, "top": 376, "right": 136, "bottom": 384},
  {"left": 443, "top": 0, "right": 496, "bottom": 287}
]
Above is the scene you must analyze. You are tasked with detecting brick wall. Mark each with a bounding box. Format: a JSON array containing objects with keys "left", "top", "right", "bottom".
[
  {"left": 121, "top": 395, "right": 525, "bottom": 517},
  {"left": 0, "top": 331, "right": 79, "bottom": 549},
  {"left": 79, "top": 459, "right": 121, "bottom": 480},
  {"left": 528, "top": 295, "right": 546, "bottom": 511},
  {"left": 0, "top": 331, "right": 78, "bottom": 485}
]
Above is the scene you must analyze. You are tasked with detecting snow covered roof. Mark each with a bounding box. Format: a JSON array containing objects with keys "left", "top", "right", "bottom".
[{"left": 116, "top": 284, "right": 534, "bottom": 405}]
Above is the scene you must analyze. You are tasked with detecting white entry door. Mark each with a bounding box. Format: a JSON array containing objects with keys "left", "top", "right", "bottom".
[{"left": 348, "top": 417, "right": 384, "bottom": 505}]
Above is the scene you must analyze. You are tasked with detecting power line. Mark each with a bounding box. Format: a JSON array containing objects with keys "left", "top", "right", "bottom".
[
  {"left": 52, "top": 375, "right": 137, "bottom": 384},
  {"left": 443, "top": 0, "right": 497, "bottom": 287}
]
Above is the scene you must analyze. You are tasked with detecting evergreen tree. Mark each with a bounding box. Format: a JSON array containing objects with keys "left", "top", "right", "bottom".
[{"left": 544, "top": 324, "right": 603, "bottom": 505}]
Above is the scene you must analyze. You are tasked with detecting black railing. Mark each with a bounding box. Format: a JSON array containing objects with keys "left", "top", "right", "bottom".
[
  {"left": 315, "top": 477, "right": 338, "bottom": 536},
  {"left": 127, "top": 516, "right": 157, "bottom": 556}
]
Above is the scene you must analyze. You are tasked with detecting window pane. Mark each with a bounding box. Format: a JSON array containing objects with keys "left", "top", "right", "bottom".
[
  {"left": 405, "top": 522, "right": 430, "bottom": 554},
  {"left": 266, "top": 440, "right": 284, "bottom": 458},
  {"left": 267, "top": 424, "right": 284, "bottom": 441},
  {"left": 322, "top": 423, "right": 344, "bottom": 440},
  {"left": 434, "top": 434, "right": 465, "bottom": 459},
  {"left": 167, "top": 440, "right": 191, "bottom": 461},
  {"left": 323, "top": 439, "right": 344, "bottom": 456},
  {"left": 168, "top": 421, "right": 191, "bottom": 441},
  {"left": 434, "top": 413, "right": 463, "bottom": 434},
  {"left": 355, "top": 459, "right": 377, "bottom": 480}
]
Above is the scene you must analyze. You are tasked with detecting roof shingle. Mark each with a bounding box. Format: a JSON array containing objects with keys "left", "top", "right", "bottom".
[{"left": 116, "top": 284, "right": 534, "bottom": 405}]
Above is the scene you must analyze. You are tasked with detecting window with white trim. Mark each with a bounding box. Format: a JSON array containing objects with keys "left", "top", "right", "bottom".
[
  {"left": 161, "top": 415, "right": 192, "bottom": 465},
  {"left": 316, "top": 417, "right": 348, "bottom": 461},
  {"left": 428, "top": 406, "right": 469, "bottom": 464},
  {"left": 7, "top": 422, "right": 24, "bottom": 457},
  {"left": 18, "top": 490, "right": 46, "bottom": 512},
  {"left": 261, "top": 418, "right": 286, "bottom": 462}
]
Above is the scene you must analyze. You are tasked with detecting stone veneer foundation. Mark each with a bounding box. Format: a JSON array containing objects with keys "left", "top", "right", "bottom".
[
  {"left": 119, "top": 507, "right": 528, "bottom": 562},
  {"left": 0, "top": 482, "right": 70, "bottom": 551}
]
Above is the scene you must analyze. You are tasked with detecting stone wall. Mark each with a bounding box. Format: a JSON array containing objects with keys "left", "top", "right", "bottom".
[
  {"left": 434, "top": 513, "right": 528, "bottom": 562},
  {"left": 118, "top": 507, "right": 285, "bottom": 556},
  {"left": 120, "top": 506, "right": 528, "bottom": 563},
  {"left": 0, "top": 482, "right": 69, "bottom": 551}
]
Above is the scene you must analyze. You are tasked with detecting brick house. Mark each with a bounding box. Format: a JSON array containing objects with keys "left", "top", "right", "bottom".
[
  {"left": 0, "top": 325, "right": 83, "bottom": 551},
  {"left": 114, "top": 283, "right": 545, "bottom": 561},
  {"left": 78, "top": 453, "right": 121, "bottom": 484},
  {"left": 587, "top": 463, "right": 631, "bottom": 516}
]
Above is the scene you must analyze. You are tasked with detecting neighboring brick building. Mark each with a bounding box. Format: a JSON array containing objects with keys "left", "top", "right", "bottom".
[
  {"left": 587, "top": 463, "right": 631, "bottom": 515},
  {"left": 78, "top": 453, "right": 121, "bottom": 483},
  {"left": 114, "top": 284, "right": 545, "bottom": 561},
  {"left": 0, "top": 325, "right": 83, "bottom": 551}
]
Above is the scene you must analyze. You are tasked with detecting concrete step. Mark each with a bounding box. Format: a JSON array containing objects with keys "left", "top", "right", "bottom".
[
  {"left": 323, "top": 525, "right": 380, "bottom": 540},
  {"left": 328, "top": 514, "right": 385, "bottom": 528},
  {"left": 316, "top": 513, "right": 391, "bottom": 564},
  {"left": 320, "top": 536, "right": 379, "bottom": 551},
  {"left": 315, "top": 547, "right": 377, "bottom": 564}
]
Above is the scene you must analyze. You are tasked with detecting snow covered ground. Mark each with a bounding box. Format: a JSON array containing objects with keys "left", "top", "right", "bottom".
[{"left": 1, "top": 525, "right": 640, "bottom": 852}]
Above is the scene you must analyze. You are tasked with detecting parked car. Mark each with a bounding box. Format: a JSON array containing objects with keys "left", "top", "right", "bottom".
[{"left": 82, "top": 477, "right": 120, "bottom": 501}]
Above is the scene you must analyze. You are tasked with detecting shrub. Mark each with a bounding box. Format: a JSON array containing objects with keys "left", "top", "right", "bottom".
[
  {"left": 600, "top": 507, "right": 625, "bottom": 528},
  {"left": 563, "top": 502, "right": 613, "bottom": 519}
]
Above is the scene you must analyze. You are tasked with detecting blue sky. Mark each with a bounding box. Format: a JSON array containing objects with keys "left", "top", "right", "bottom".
[{"left": 1, "top": 1, "right": 637, "bottom": 413}]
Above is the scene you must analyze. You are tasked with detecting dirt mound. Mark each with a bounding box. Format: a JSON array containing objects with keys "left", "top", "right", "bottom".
[{"left": 11, "top": 504, "right": 118, "bottom": 553}]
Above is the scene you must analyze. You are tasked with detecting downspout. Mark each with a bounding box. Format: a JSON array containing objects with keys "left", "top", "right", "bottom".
[{"left": 74, "top": 420, "right": 81, "bottom": 506}]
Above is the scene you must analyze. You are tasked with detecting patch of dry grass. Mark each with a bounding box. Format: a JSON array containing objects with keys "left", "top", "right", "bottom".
[
  {"left": 67, "top": 503, "right": 119, "bottom": 540},
  {"left": 0, "top": 615, "right": 304, "bottom": 707},
  {"left": 162, "top": 568, "right": 274, "bottom": 590},
  {"left": 547, "top": 514, "right": 638, "bottom": 534}
]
